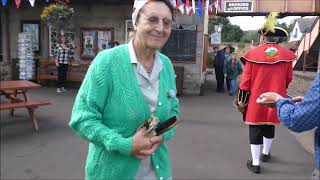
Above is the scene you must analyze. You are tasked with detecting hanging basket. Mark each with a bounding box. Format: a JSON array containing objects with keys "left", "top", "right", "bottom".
[{"left": 41, "top": 0, "right": 74, "bottom": 32}]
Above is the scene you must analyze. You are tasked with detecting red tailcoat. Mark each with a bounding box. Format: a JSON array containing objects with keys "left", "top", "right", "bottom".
[{"left": 239, "top": 43, "right": 296, "bottom": 125}]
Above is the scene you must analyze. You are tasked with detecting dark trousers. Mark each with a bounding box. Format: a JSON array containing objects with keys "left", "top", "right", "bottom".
[
  {"left": 57, "top": 64, "right": 68, "bottom": 88},
  {"left": 215, "top": 66, "right": 225, "bottom": 92},
  {"left": 249, "top": 125, "right": 275, "bottom": 144}
]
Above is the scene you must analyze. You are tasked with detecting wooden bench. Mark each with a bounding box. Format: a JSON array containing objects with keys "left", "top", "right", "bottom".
[
  {"left": 0, "top": 100, "right": 51, "bottom": 131},
  {"left": 37, "top": 74, "right": 83, "bottom": 82},
  {"left": 0, "top": 100, "right": 51, "bottom": 110},
  {"left": 37, "top": 60, "right": 89, "bottom": 84}
]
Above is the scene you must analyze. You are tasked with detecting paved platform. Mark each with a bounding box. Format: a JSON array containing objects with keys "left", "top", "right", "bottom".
[{"left": 0, "top": 75, "right": 315, "bottom": 179}]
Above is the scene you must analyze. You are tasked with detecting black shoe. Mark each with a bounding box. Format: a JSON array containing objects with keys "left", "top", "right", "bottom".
[
  {"left": 261, "top": 153, "right": 271, "bottom": 162},
  {"left": 246, "top": 160, "right": 261, "bottom": 174}
]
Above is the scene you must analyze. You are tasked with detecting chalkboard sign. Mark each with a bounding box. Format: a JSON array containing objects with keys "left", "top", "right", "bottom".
[{"left": 161, "top": 29, "right": 197, "bottom": 62}]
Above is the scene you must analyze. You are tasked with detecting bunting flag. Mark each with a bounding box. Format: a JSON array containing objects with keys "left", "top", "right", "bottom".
[
  {"left": 64, "top": 0, "right": 70, "bottom": 3},
  {"left": 209, "top": 0, "right": 213, "bottom": 13},
  {"left": 45, "top": 0, "right": 50, "bottom": 2},
  {"left": 215, "top": 0, "right": 219, "bottom": 14},
  {"left": 218, "top": 0, "right": 222, "bottom": 11},
  {"left": 15, "top": 0, "right": 21, "bottom": 8},
  {"left": 176, "top": 0, "right": 185, "bottom": 14},
  {"left": 192, "top": 0, "right": 196, "bottom": 13},
  {"left": 185, "top": 0, "right": 193, "bottom": 15},
  {"left": 202, "top": 0, "right": 205, "bottom": 10},
  {"left": 29, "top": 0, "right": 35, "bottom": 7},
  {"left": 2, "top": 0, "right": 7, "bottom": 6},
  {"left": 197, "top": 0, "right": 202, "bottom": 16}
]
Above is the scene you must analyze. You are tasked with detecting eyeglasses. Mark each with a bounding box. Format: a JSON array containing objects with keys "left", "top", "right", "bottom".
[{"left": 139, "top": 13, "right": 174, "bottom": 29}]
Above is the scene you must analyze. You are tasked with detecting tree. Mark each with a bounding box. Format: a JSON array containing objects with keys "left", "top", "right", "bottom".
[
  {"left": 208, "top": 17, "right": 244, "bottom": 42},
  {"left": 276, "top": 19, "right": 297, "bottom": 43},
  {"left": 240, "top": 30, "right": 259, "bottom": 43}
]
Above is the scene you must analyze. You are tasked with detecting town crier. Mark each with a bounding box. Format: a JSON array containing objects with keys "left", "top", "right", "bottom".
[{"left": 236, "top": 13, "right": 297, "bottom": 174}]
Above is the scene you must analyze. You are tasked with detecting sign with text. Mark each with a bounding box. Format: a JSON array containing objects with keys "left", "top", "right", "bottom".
[
  {"left": 210, "top": 32, "right": 221, "bottom": 45},
  {"left": 224, "top": 1, "right": 253, "bottom": 12}
]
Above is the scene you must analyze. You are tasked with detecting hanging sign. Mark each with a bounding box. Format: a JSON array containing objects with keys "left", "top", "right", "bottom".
[
  {"left": 224, "top": 1, "right": 253, "bottom": 12},
  {"left": 210, "top": 32, "right": 221, "bottom": 45}
]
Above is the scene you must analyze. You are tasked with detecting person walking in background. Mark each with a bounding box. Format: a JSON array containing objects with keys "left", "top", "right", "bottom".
[
  {"left": 208, "top": 46, "right": 219, "bottom": 69},
  {"left": 234, "top": 12, "right": 296, "bottom": 174},
  {"left": 225, "top": 53, "right": 242, "bottom": 96},
  {"left": 69, "top": 0, "right": 179, "bottom": 179},
  {"left": 213, "top": 45, "right": 231, "bottom": 93},
  {"left": 54, "top": 35, "right": 73, "bottom": 93},
  {"left": 257, "top": 73, "right": 319, "bottom": 180}
]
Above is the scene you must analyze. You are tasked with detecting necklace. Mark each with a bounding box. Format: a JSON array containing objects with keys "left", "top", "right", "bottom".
[
  {"left": 141, "top": 61, "right": 154, "bottom": 74},
  {"left": 142, "top": 64, "right": 153, "bottom": 74}
]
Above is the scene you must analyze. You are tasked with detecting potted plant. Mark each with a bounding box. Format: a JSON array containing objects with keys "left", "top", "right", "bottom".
[{"left": 40, "top": 0, "right": 74, "bottom": 34}]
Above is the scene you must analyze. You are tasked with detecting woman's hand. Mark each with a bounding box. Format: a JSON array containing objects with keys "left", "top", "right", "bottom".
[
  {"left": 55, "top": 60, "right": 59, "bottom": 67},
  {"left": 138, "top": 135, "right": 163, "bottom": 155},
  {"left": 132, "top": 128, "right": 163, "bottom": 159},
  {"left": 257, "top": 92, "right": 283, "bottom": 107}
]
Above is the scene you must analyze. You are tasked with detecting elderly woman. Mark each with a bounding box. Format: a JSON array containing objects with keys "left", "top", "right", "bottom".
[{"left": 69, "top": 0, "right": 179, "bottom": 180}]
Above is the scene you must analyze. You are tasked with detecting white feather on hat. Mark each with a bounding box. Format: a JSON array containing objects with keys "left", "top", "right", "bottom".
[{"left": 132, "top": 0, "right": 176, "bottom": 30}]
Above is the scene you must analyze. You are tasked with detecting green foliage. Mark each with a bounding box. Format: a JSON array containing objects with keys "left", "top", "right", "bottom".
[
  {"left": 207, "top": 52, "right": 214, "bottom": 68},
  {"left": 240, "top": 30, "right": 259, "bottom": 43},
  {"left": 236, "top": 45, "right": 251, "bottom": 60},
  {"left": 208, "top": 17, "right": 244, "bottom": 42},
  {"left": 276, "top": 21, "right": 296, "bottom": 43}
]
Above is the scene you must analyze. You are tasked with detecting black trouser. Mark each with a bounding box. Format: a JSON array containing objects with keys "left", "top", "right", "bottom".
[
  {"left": 249, "top": 125, "right": 275, "bottom": 144},
  {"left": 215, "top": 66, "right": 225, "bottom": 92},
  {"left": 57, "top": 64, "right": 68, "bottom": 88}
]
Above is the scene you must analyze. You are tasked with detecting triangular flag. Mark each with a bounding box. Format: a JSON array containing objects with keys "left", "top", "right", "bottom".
[
  {"left": 2, "top": 0, "right": 7, "bottom": 6},
  {"left": 185, "top": 0, "right": 193, "bottom": 15},
  {"left": 197, "top": 0, "right": 202, "bottom": 16},
  {"left": 64, "top": 0, "right": 70, "bottom": 3},
  {"left": 45, "top": 0, "right": 50, "bottom": 2},
  {"left": 15, "top": 0, "right": 21, "bottom": 8},
  {"left": 215, "top": 0, "right": 218, "bottom": 14},
  {"left": 218, "top": 0, "right": 222, "bottom": 11},
  {"left": 176, "top": 0, "right": 185, "bottom": 14},
  {"left": 192, "top": 0, "right": 196, "bottom": 13},
  {"left": 202, "top": 0, "right": 205, "bottom": 10},
  {"left": 29, "top": 0, "right": 35, "bottom": 7},
  {"left": 209, "top": 0, "right": 213, "bottom": 13}
]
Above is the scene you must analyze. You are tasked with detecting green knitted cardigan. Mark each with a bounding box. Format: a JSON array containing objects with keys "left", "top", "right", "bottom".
[{"left": 69, "top": 44, "right": 180, "bottom": 180}]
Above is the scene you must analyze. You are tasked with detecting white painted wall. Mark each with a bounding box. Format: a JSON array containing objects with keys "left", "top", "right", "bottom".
[{"left": 289, "top": 22, "right": 303, "bottom": 42}]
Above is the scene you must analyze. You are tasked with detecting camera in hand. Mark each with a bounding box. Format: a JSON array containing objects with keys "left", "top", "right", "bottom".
[{"left": 141, "top": 116, "right": 178, "bottom": 137}]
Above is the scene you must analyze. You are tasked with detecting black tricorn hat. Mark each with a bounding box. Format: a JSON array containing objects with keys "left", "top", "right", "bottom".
[{"left": 258, "top": 27, "right": 288, "bottom": 37}]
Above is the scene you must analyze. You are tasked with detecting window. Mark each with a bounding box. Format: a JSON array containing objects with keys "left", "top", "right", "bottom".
[
  {"left": 161, "top": 25, "right": 197, "bottom": 62},
  {"left": 21, "top": 21, "right": 40, "bottom": 54},
  {"left": 80, "top": 28, "right": 114, "bottom": 60},
  {"left": 49, "top": 26, "right": 75, "bottom": 57}
]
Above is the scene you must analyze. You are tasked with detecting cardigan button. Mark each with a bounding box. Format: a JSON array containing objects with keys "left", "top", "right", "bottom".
[
  {"left": 156, "top": 165, "right": 159, "bottom": 169},
  {"left": 158, "top": 102, "right": 162, "bottom": 106},
  {"left": 160, "top": 177, "right": 163, "bottom": 180}
]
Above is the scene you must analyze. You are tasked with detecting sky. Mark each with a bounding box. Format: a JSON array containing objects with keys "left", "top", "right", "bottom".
[{"left": 228, "top": 16, "right": 300, "bottom": 31}]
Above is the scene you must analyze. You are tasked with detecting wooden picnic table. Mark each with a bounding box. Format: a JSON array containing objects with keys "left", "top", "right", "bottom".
[{"left": 0, "top": 80, "right": 51, "bottom": 131}]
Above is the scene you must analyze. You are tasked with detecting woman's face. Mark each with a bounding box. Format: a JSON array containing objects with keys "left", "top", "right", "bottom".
[
  {"left": 135, "top": 1, "right": 172, "bottom": 50},
  {"left": 61, "top": 36, "right": 67, "bottom": 44}
]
